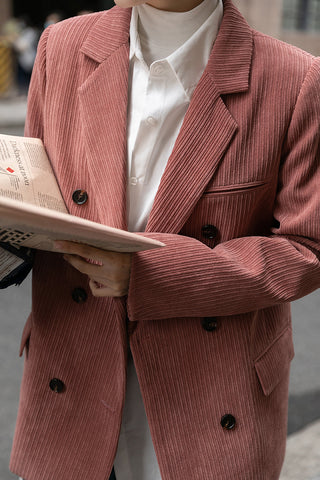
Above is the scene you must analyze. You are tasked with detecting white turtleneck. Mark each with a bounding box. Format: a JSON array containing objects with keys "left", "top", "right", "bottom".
[
  {"left": 138, "top": 0, "right": 217, "bottom": 65},
  {"left": 114, "top": 2, "right": 223, "bottom": 479}
]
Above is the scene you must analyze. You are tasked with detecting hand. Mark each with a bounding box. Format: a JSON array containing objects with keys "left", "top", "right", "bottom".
[{"left": 54, "top": 241, "right": 132, "bottom": 297}]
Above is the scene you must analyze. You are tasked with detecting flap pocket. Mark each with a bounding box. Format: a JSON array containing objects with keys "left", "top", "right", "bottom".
[
  {"left": 19, "top": 314, "right": 32, "bottom": 357},
  {"left": 254, "top": 327, "right": 294, "bottom": 396}
]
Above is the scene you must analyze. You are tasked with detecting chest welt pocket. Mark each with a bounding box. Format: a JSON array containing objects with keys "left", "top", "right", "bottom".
[
  {"left": 203, "top": 179, "right": 269, "bottom": 195},
  {"left": 180, "top": 179, "right": 273, "bottom": 245},
  {"left": 254, "top": 327, "right": 294, "bottom": 396}
]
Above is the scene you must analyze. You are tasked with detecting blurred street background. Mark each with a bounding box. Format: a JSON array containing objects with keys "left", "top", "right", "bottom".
[{"left": 0, "top": 0, "right": 320, "bottom": 479}]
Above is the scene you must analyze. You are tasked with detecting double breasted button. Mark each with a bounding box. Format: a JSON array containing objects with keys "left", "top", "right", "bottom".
[
  {"left": 202, "top": 317, "right": 219, "bottom": 332},
  {"left": 221, "top": 414, "right": 236, "bottom": 430},
  {"left": 72, "top": 189, "right": 88, "bottom": 205},
  {"left": 49, "top": 378, "right": 65, "bottom": 393},
  {"left": 201, "top": 224, "right": 219, "bottom": 240},
  {"left": 72, "top": 287, "right": 88, "bottom": 304}
]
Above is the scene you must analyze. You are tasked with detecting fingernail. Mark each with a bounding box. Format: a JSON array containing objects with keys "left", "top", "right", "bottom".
[{"left": 53, "top": 241, "right": 64, "bottom": 250}]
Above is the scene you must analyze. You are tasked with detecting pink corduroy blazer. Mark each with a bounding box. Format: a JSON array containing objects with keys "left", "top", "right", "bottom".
[{"left": 9, "top": 1, "right": 320, "bottom": 479}]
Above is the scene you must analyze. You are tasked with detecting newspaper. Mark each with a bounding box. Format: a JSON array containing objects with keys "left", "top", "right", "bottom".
[
  {"left": 0, "top": 134, "right": 67, "bottom": 212},
  {"left": 0, "top": 134, "right": 164, "bottom": 282},
  {"left": 0, "top": 246, "right": 24, "bottom": 280}
]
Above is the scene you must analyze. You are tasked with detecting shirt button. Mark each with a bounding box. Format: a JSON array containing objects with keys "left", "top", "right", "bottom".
[
  {"left": 129, "top": 177, "right": 138, "bottom": 186},
  {"left": 72, "top": 189, "right": 88, "bottom": 205},
  {"left": 72, "top": 287, "right": 88, "bottom": 304},
  {"left": 49, "top": 378, "right": 65, "bottom": 393},
  {"left": 146, "top": 116, "right": 157, "bottom": 126},
  {"left": 152, "top": 64, "right": 164, "bottom": 76},
  {"left": 221, "top": 414, "right": 236, "bottom": 430}
]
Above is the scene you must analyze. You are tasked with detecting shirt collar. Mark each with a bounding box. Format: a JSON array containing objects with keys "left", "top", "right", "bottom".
[
  {"left": 129, "top": 6, "right": 144, "bottom": 65},
  {"left": 129, "top": 0, "right": 223, "bottom": 99}
]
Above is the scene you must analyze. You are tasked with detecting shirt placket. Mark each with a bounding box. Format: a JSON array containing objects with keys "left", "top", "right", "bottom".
[{"left": 129, "top": 60, "right": 169, "bottom": 187}]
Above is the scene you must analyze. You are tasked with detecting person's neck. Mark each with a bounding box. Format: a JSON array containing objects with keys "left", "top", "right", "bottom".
[{"left": 146, "top": 0, "right": 205, "bottom": 12}]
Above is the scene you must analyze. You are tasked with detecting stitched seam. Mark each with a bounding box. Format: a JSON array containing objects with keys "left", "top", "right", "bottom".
[{"left": 253, "top": 325, "right": 292, "bottom": 364}]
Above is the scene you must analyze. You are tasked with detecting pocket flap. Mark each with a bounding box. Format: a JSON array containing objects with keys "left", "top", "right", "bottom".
[{"left": 254, "top": 327, "right": 294, "bottom": 396}]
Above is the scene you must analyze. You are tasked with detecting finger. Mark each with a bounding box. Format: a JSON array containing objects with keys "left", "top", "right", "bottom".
[
  {"left": 89, "top": 275, "right": 128, "bottom": 294},
  {"left": 89, "top": 279, "right": 127, "bottom": 298},
  {"left": 63, "top": 254, "right": 104, "bottom": 276},
  {"left": 54, "top": 241, "right": 106, "bottom": 262}
]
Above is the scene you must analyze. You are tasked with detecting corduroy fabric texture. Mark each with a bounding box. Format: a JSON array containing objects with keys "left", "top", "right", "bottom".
[{"left": 9, "top": 1, "right": 320, "bottom": 479}]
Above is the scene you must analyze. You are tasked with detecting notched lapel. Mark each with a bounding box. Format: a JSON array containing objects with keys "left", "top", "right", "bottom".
[
  {"left": 146, "top": 0, "right": 253, "bottom": 234},
  {"left": 78, "top": 8, "right": 131, "bottom": 230},
  {"left": 79, "top": 47, "right": 130, "bottom": 230},
  {"left": 146, "top": 74, "right": 238, "bottom": 234}
]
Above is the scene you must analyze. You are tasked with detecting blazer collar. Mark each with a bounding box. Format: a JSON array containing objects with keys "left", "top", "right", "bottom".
[
  {"left": 208, "top": 0, "right": 253, "bottom": 94},
  {"left": 80, "top": 6, "right": 132, "bottom": 63},
  {"left": 80, "top": 0, "right": 253, "bottom": 95}
]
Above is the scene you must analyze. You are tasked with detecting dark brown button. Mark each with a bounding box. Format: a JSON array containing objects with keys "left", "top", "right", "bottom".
[
  {"left": 221, "top": 414, "right": 236, "bottom": 430},
  {"left": 202, "top": 317, "right": 219, "bottom": 332},
  {"left": 72, "top": 189, "right": 88, "bottom": 205},
  {"left": 201, "top": 224, "right": 219, "bottom": 240},
  {"left": 72, "top": 287, "right": 88, "bottom": 304},
  {"left": 49, "top": 378, "right": 65, "bottom": 393}
]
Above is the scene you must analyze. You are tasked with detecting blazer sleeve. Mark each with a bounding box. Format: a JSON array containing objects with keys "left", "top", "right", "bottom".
[
  {"left": 24, "top": 26, "right": 52, "bottom": 139},
  {"left": 0, "top": 29, "right": 51, "bottom": 289},
  {"left": 127, "top": 57, "right": 320, "bottom": 321}
]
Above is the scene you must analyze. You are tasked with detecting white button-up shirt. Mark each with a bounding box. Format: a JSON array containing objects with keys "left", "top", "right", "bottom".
[
  {"left": 114, "top": 1, "right": 223, "bottom": 479},
  {"left": 126, "top": 0, "right": 223, "bottom": 233}
]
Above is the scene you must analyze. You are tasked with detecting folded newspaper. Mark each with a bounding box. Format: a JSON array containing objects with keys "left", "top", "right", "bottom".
[{"left": 0, "top": 134, "right": 164, "bottom": 284}]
